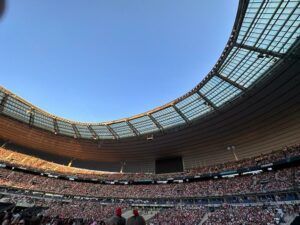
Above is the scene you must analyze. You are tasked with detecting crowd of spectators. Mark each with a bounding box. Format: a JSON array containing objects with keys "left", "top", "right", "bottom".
[
  {"left": 43, "top": 202, "right": 127, "bottom": 222},
  {"left": 0, "top": 193, "right": 130, "bottom": 224},
  {"left": 0, "top": 148, "right": 117, "bottom": 179},
  {"left": 0, "top": 143, "right": 299, "bottom": 202},
  {"left": 203, "top": 204, "right": 299, "bottom": 225},
  {"left": 0, "top": 144, "right": 300, "bottom": 181},
  {"left": 0, "top": 193, "right": 299, "bottom": 225},
  {"left": 0, "top": 166, "right": 298, "bottom": 199},
  {"left": 187, "top": 143, "right": 300, "bottom": 176},
  {"left": 147, "top": 207, "right": 205, "bottom": 225},
  {"left": 0, "top": 203, "right": 128, "bottom": 225}
]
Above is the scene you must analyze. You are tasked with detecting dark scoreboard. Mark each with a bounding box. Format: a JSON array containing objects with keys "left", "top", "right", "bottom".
[{"left": 155, "top": 157, "right": 183, "bottom": 174}]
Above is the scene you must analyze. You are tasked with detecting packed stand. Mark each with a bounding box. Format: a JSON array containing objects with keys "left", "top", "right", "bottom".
[
  {"left": 0, "top": 144, "right": 300, "bottom": 181},
  {"left": 147, "top": 207, "right": 205, "bottom": 225},
  {"left": 43, "top": 201, "right": 127, "bottom": 222},
  {"left": 0, "top": 193, "right": 299, "bottom": 225},
  {"left": 0, "top": 166, "right": 298, "bottom": 199},
  {"left": 203, "top": 204, "right": 299, "bottom": 225},
  {"left": 187, "top": 143, "right": 300, "bottom": 176}
]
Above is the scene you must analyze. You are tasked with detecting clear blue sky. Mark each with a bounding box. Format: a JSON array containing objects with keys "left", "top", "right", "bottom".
[{"left": 0, "top": 0, "right": 238, "bottom": 122}]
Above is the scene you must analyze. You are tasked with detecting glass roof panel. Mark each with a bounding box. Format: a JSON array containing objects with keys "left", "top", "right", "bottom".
[
  {"left": 237, "top": 0, "right": 300, "bottom": 54},
  {"left": 200, "top": 76, "right": 242, "bottom": 107},
  {"left": 219, "top": 47, "right": 278, "bottom": 88},
  {"left": 0, "top": 91, "right": 4, "bottom": 103},
  {"left": 152, "top": 107, "right": 185, "bottom": 129},
  {"left": 175, "top": 93, "right": 212, "bottom": 120},
  {"left": 206, "top": 84, "right": 242, "bottom": 107},
  {"left": 75, "top": 124, "right": 93, "bottom": 139},
  {"left": 56, "top": 120, "right": 75, "bottom": 137},
  {"left": 269, "top": 13, "right": 300, "bottom": 53},
  {"left": 2, "top": 96, "right": 31, "bottom": 124},
  {"left": 109, "top": 122, "right": 135, "bottom": 138},
  {"left": 90, "top": 125, "right": 114, "bottom": 139},
  {"left": 200, "top": 76, "right": 223, "bottom": 94},
  {"left": 0, "top": 0, "right": 299, "bottom": 139},
  {"left": 33, "top": 111, "right": 55, "bottom": 132},
  {"left": 129, "top": 116, "right": 159, "bottom": 135}
]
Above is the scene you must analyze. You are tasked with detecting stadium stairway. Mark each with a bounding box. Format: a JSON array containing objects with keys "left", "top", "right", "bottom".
[
  {"left": 0, "top": 202, "right": 14, "bottom": 213},
  {"left": 290, "top": 216, "right": 300, "bottom": 225},
  {"left": 122, "top": 209, "right": 160, "bottom": 221},
  {"left": 141, "top": 210, "right": 160, "bottom": 221},
  {"left": 121, "top": 210, "right": 134, "bottom": 219},
  {"left": 283, "top": 214, "right": 298, "bottom": 225},
  {"left": 198, "top": 213, "right": 209, "bottom": 225}
]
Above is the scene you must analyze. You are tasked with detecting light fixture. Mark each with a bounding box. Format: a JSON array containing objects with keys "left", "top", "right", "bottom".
[
  {"left": 257, "top": 53, "right": 264, "bottom": 58},
  {"left": 227, "top": 145, "right": 238, "bottom": 161},
  {"left": 147, "top": 134, "right": 154, "bottom": 141}
]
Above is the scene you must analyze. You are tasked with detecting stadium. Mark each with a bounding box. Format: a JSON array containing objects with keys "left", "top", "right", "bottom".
[{"left": 0, "top": 0, "right": 300, "bottom": 224}]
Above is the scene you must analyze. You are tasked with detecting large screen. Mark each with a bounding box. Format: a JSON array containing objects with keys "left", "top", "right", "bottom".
[{"left": 155, "top": 157, "right": 183, "bottom": 174}]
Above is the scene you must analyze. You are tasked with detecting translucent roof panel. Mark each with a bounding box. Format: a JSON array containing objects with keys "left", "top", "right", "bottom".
[
  {"left": 2, "top": 96, "right": 31, "bottom": 124},
  {"left": 200, "top": 76, "right": 223, "bottom": 94},
  {"left": 33, "top": 111, "right": 55, "bottom": 132},
  {"left": 237, "top": 0, "right": 300, "bottom": 53},
  {"left": 0, "top": 91, "right": 4, "bottom": 103},
  {"left": 175, "top": 93, "right": 212, "bottom": 120},
  {"left": 151, "top": 107, "right": 186, "bottom": 129},
  {"left": 90, "top": 125, "right": 114, "bottom": 139},
  {"left": 129, "top": 116, "right": 159, "bottom": 135},
  {"left": 0, "top": 0, "right": 299, "bottom": 140},
  {"left": 109, "top": 122, "right": 135, "bottom": 138},
  {"left": 219, "top": 47, "right": 278, "bottom": 88},
  {"left": 269, "top": 12, "right": 300, "bottom": 53},
  {"left": 75, "top": 125, "right": 93, "bottom": 139},
  {"left": 56, "top": 120, "right": 75, "bottom": 137},
  {"left": 200, "top": 76, "right": 242, "bottom": 107}
]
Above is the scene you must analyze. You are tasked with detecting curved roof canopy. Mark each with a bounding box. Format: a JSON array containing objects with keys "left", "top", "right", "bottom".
[{"left": 1, "top": 0, "right": 300, "bottom": 140}]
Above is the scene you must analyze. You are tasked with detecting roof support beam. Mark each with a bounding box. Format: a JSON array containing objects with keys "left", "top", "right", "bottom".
[
  {"left": 215, "top": 73, "right": 247, "bottom": 91},
  {"left": 148, "top": 114, "right": 164, "bottom": 133},
  {"left": 106, "top": 125, "right": 119, "bottom": 140},
  {"left": 235, "top": 43, "right": 284, "bottom": 58},
  {"left": 72, "top": 124, "right": 81, "bottom": 139},
  {"left": 53, "top": 118, "right": 59, "bottom": 134},
  {"left": 88, "top": 125, "right": 99, "bottom": 140},
  {"left": 28, "top": 109, "right": 35, "bottom": 127},
  {"left": 197, "top": 92, "right": 218, "bottom": 110},
  {"left": 126, "top": 120, "right": 140, "bottom": 137},
  {"left": 172, "top": 105, "right": 190, "bottom": 125},
  {"left": 0, "top": 93, "right": 8, "bottom": 113}
]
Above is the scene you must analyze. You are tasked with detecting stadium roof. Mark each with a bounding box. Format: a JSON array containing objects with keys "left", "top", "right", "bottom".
[{"left": 1, "top": 0, "right": 300, "bottom": 140}]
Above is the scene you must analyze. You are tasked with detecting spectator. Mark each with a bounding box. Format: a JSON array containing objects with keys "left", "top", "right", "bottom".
[
  {"left": 126, "top": 209, "right": 145, "bottom": 225},
  {"left": 1, "top": 212, "right": 11, "bottom": 225},
  {"left": 108, "top": 208, "right": 125, "bottom": 225}
]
